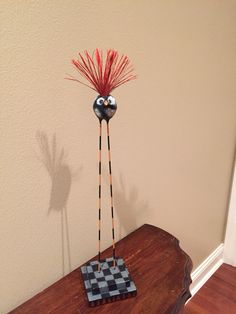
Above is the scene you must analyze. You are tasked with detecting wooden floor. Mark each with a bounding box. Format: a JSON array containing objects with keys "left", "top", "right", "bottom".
[{"left": 184, "top": 263, "right": 236, "bottom": 314}]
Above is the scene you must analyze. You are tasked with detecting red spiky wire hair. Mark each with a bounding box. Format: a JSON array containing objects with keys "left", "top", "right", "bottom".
[{"left": 67, "top": 49, "right": 136, "bottom": 96}]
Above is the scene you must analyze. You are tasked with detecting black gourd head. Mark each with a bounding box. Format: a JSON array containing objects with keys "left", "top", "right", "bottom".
[{"left": 93, "top": 95, "right": 117, "bottom": 122}]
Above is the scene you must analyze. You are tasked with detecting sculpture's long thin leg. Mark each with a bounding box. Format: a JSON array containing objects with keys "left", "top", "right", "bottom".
[
  {"left": 106, "top": 121, "right": 116, "bottom": 267},
  {"left": 97, "top": 121, "right": 102, "bottom": 271}
]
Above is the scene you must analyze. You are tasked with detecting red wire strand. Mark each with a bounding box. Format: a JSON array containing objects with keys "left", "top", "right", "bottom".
[{"left": 69, "top": 49, "right": 136, "bottom": 96}]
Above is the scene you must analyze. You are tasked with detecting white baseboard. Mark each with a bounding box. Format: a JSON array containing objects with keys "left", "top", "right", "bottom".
[{"left": 189, "top": 243, "right": 224, "bottom": 299}]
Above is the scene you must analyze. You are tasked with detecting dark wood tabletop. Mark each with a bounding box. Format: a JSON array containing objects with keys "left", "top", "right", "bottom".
[{"left": 10, "top": 224, "right": 192, "bottom": 314}]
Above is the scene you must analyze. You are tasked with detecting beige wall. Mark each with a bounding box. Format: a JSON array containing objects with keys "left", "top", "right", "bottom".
[{"left": 1, "top": 0, "right": 236, "bottom": 312}]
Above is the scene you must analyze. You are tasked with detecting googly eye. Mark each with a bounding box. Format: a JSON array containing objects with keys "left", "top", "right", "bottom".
[
  {"left": 108, "top": 96, "right": 115, "bottom": 105},
  {"left": 97, "top": 97, "right": 104, "bottom": 105}
]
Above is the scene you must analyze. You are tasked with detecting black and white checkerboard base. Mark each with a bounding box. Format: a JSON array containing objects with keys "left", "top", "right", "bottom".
[{"left": 81, "top": 257, "right": 137, "bottom": 306}]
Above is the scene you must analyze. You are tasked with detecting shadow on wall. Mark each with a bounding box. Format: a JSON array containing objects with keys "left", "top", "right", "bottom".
[
  {"left": 36, "top": 131, "right": 81, "bottom": 276},
  {"left": 113, "top": 174, "right": 149, "bottom": 239}
]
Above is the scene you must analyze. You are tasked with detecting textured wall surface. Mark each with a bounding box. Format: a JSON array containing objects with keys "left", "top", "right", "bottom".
[{"left": 1, "top": 1, "right": 236, "bottom": 312}]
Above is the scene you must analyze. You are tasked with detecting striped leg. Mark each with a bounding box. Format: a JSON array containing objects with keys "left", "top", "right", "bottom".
[
  {"left": 106, "top": 122, "right": 116, "bottom": 267},
  {"left": 98, "top": 121, "right": 102, "bottom": 271}
]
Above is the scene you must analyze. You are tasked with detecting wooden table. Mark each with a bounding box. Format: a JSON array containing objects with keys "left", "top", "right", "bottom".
[{"left": 11, "top": 224, "right": 192, "bottom": 314}]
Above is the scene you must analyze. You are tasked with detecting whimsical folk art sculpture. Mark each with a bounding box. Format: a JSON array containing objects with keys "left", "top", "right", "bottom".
[{"left": 68, "top": 49, "right": 137, "bottom": 306}]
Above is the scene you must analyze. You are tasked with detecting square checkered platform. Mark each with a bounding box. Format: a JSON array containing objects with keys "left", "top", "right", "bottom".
[{"left": 81, "top": 257, "right": 137, "bottom": 306}]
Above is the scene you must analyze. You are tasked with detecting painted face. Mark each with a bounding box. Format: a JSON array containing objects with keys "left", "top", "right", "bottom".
[
  {"left": 93, "top": 95, "right": 117, "bottom": 122},
  {"left": 96, "top": 95, "right": 116, "bottom": 106}
]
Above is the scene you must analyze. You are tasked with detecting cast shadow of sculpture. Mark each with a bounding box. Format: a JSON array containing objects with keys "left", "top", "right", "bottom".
[
  {"left": 113, "top": 174, "right": 149, "bottom": 239},
  {"left": 36, "top": 131, "right": 80, "bottom": 276}
]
